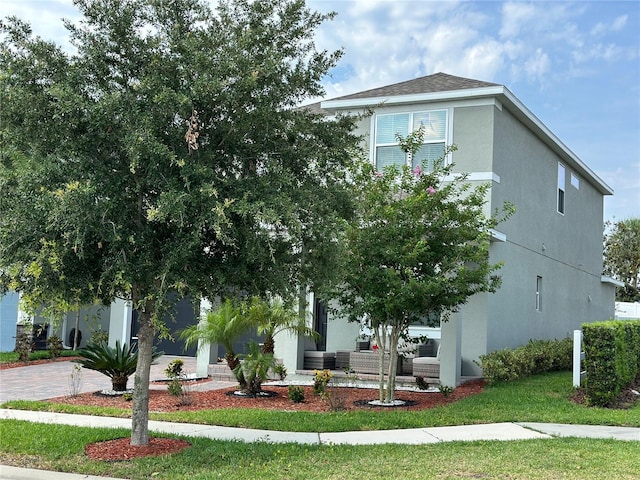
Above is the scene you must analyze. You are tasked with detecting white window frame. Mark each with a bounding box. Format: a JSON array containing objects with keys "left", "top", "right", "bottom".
[
  {"left": 372, "top": 109, "right": 450, "bottom": 171},
  {"left": 571, "top": 172, "right": 580, "bottom": 189},
  {"left": 557, "top": 163, "right": 566, "bottom": 215},
  {"left": 536, "top": 276, "right": 543, "bottom": 312}
]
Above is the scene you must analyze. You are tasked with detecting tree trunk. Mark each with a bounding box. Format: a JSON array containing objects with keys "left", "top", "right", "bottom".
[
  {"left": 385, "top": 329, "right": 400, "bottom": 402},
  {"left": 131, "top": 299, "right": 155, "bottom": 447},
  {"left": 226, "top": 351, "right": 247, "bottom": 390},
  {"left": 112, "top": 374, "right": 128, "bottom": 392},
  {"left": 374, "top": 324, "right": 386, "bottom": 403},
  {"left": 262, "top": 334, "right": 275, "bottom": 354}
]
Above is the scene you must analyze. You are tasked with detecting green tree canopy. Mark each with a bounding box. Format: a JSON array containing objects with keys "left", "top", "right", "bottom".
[
  {"left": 0, "top": 0, "right": 360, "bottom": 445},
  {"left": 334, "top": 149, "right": 513, "bottom": 402},
  {"left": 604, "top": 218, "right": 640, "bottom": 302}
]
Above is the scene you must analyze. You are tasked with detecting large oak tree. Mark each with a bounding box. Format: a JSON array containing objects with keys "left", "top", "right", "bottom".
[{"left": 0, "top": 0, "right": 359, "bottom": 445}]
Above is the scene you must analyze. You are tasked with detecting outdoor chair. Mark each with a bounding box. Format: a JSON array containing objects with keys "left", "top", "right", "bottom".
[{"left": 412, "top": 344, "right": 440, "bottom": 378}]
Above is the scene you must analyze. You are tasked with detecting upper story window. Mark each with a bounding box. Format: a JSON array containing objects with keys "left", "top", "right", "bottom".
[
  {"left": 571, "top": 172, "right": 580, "bottom": 189},
  {"left": 557, "top": 162, "right": 565, "bottom": 215},
  {"left": 374, "top": 110, "right": 448, "bottom": 172}
]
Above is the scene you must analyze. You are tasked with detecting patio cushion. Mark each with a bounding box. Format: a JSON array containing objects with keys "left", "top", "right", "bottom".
[{"left": 412, "top": 344, "right": 440, "bottom": 377}]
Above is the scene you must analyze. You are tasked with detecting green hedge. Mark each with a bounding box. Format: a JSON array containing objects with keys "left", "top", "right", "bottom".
[
  {"left": 476, "top": 338, "right": 573, "bottom": 385},
  {"left": 582, "top": 320, "right": 640, "bottom": 407}
]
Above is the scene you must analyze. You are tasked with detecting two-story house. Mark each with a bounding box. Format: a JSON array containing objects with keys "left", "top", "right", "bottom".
[
  {"left": 275, "top": 72, "right": 621, "bottom": 386},
  {"left": 3, "top": 72, "right": 620, "bottom": 387}
]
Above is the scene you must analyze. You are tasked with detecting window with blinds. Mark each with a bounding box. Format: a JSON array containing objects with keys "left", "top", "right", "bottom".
[{"left": 374, "top": 110, "right": 448, "bottom": 172}]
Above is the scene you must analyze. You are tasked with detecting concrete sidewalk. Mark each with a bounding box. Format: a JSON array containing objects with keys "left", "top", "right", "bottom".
[{"left": 2, "top": 408, "right": 639, "bottom": 445}]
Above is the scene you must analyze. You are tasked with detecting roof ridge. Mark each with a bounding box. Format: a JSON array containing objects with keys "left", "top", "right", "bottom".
[{"left": 329, "top": 72, "right": 501, "bottom": 101}]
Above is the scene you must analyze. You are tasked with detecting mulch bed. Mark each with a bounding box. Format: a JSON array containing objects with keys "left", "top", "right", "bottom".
[
  {"left": 51, "top": 381, "right": 485, "bottom": 413},
  {"left": 570, "top": 376, "right": 640, "bottom": 409},
  {"left": 54, "top": 380, "right": 485, "bottom": 461},
  {"left": 85, "top": 437, "right": 192, "bottom": 461}
]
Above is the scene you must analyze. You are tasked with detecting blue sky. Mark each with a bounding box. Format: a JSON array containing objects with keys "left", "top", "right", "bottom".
[{"left": 2, "top": 0, "right": 638, "bottom": 223}]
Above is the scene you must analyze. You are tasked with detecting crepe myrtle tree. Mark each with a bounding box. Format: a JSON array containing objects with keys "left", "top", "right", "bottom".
[
  {"left": 335, "top": 130, "right": 514, "bottom": 404},
  {"left": 0, "top": 0, "right": 359, "bottom": 445}
]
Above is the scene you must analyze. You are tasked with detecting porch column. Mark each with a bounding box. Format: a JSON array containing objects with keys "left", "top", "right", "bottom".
[
  {"left": 439, "top": 310, "right": 462, "bottom": 387},
  {"left": 108, "top": 298, "right": 132, "bottom": 348},
  {"left": 195, "top": 298, "right": 218, "bottom": 378},
  {"left": 274, "top": 291, "right": 310, "bottom": 372}
]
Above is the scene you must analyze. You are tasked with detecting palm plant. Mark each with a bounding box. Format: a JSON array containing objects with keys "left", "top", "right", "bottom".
[
  {"left": 76, "top": 340, "right": 163, "bottom": 391},
  {"left": 181, "top": 298, "right": 255, "bottom": 390},
  {"left": 247, "top": 297, "right": 319, "bottom": 354},
  {"left": 234, "top": 341, "right": 276, "bottom": 395}
]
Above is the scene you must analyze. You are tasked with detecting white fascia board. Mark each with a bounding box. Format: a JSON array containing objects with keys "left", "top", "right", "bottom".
[
  {"left": 601, "top": 275, "right": 625, "bottom": 287},
  {"left": 321, "top": 86, "right": 506, "bottom": 110}
]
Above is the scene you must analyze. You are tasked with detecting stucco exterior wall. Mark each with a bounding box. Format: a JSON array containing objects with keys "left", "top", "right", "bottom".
[
  {"left": 451, "top": 104, "right": 494, "bottom": 174},
  {"left": 480, "top": 104, "right": 614, "bottom": 358},
  {"left": 319, "top": 94, "right": 613, "bottom": 379}
]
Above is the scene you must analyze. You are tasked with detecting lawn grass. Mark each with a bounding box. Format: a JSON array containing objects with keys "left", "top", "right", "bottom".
[
  {"left": 3, "top": 371, "right": 638, "bottom": 431},
  {"left": 0, "top": 420, "right": 638, "bottom": 480},
  {"left": 0, "top": 350, "right": 79, "bottom": 363}
]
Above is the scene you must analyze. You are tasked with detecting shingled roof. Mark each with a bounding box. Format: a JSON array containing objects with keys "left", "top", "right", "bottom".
[{"left": 330, "top": 72, "right": 500, "bottom": 101}]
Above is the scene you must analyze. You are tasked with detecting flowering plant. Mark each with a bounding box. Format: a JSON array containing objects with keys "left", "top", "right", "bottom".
[{"left": 312, "top": 369, "right": 333, "bottom": 395}]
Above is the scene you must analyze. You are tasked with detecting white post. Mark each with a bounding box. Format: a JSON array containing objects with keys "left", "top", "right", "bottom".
[
  {"left": 195, "top": 298, "right": 212, "bottom": 378},
  {"left": 440, "top": 310, "right": 462, "bottom": 387},
  {"left": 572, "top": 329, "right": 584, "bottom": 387}
]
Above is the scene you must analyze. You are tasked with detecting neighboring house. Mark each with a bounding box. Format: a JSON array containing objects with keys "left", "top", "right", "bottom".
[
  {"left": 0, "top": 291, "right": 199, "bottom": 356},
  {"left": 615, "top": 302, "right": 640, "bottom": 320},
  {"left": 275, "top": 72, "right": 621, "bottom": 386},
  {"left": 0, "top": 291, "right": 22, "bottom": 352}
]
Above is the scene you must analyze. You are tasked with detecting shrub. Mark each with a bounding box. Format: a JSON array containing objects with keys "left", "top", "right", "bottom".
[
  {"left": 234, "top": 341, "right": 275, "bottom": 395},
  {"left": 47, "top": 335, "right": 63, "bottom": 359},
  {"left": 288, "top": 385, "right": 305, "bottom": 403},
  {"left": 88, "top": 329, "right": 109, "bottom": 345},
  {"left": 320, "top": 379, "right": 349, "bottom": 411},
  {"left": 415, "top": 376, "right": 430, "bottom": 390},
  {"left": 76, "top": 340, "right": 163, "bottom": 391},
  {"left": 164, "top": 359, "right": 184, "bottom": 379},
  {"left": 583, "top": 320, "right": 640, "bottom": 407},
  {"left": 477, "top": 338, "right": 573, "bottom": 385},
  {"left": 15, "top": 331, "right": 34, "bottom": 362},
  {"left": 439, "top": 385, "right": 454, "bottom": 397},
  {"left": 273, "top": 363, "right": 287, "bottom": 381},
  {"left": 167, "top": 378, "right": 183, "bottom": 397},
  {"left": 68, "top": 363, "right": 83, "bottom": 398},
  {"left": 312, "top": 369, "right": 333, "bottom": 395}
]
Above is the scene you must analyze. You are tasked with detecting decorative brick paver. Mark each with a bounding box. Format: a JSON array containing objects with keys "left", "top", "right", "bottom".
[{"left": 0, "top": 356, "right": 232, "bottom": 403}]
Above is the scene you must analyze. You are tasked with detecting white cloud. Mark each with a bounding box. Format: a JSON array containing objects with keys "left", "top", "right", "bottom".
[
  {"left": 599, "top": 163, "right": 640, "bottom": 221},
  {"left": 612, "top": 14, "right": 629, "bottom": 31},
  {"left": 500, "top": 2, "right": 537, "bottom": 38},
  {"left": 573, "top": 43, "right": 627, "bottom": 63},
  {"left": 432, "top": 39, "right": 506, "bottom": 80},
  {"left": 524, "top": 48, "right": 550, "bottom": 83},
  {"left": 591, "top": 14, "right": 628, "bottom": 36},
  {"left": 1, "top": 0, "right": 80, "bottom": 52}
]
